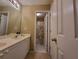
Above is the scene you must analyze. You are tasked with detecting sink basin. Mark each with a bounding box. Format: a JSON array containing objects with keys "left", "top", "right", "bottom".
[{"left": 0, "top": 42, "right": 6, "bottom": 47}]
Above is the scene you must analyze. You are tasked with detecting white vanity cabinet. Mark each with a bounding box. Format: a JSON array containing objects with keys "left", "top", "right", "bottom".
[{"left": 0, "top": 37, "right": 30, "bottom": 59}]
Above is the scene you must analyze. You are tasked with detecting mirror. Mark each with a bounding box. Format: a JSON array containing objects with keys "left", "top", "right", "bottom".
[{"left": 0, "top": 0, "right": 21, "bottom": 35}]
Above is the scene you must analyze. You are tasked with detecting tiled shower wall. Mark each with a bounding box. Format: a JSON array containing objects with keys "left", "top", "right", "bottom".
[{"left": 36, "top": 21, "right": 44, "bottom": 45}]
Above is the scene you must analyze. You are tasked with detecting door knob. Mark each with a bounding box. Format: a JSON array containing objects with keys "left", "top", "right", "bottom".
[{"left": 52, "top": 38, "right": 57, "bottom": 43}]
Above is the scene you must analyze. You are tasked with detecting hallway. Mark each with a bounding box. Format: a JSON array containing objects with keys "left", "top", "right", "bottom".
[{"left": 25, "top": 52, "right": 50, "bottom": 59}]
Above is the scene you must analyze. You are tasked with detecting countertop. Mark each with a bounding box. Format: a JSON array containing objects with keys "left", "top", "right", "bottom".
[{"left": 0, "top": 34, "right": 31, "bottom": 51}]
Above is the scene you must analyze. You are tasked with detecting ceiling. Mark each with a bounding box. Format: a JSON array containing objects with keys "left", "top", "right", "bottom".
[
  {"left": 0, "top": 0, "right": 52, "bottom": 7},
  {"left": 0, "top": 0, "right": 20, "bottom": 10},
  {"left": 18, "top": 0, "right": 52, "bottom": 5}
]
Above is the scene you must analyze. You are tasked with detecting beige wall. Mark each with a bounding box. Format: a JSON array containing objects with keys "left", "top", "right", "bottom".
[
  {"left": 21, "top": 5, "right": 50, "bottom": 50},
  {"left": 0, "top": 5, "right": 50, "bottom": 50},
  {"left": 0, "top": 6, "right": 22, "bottom": 33}
]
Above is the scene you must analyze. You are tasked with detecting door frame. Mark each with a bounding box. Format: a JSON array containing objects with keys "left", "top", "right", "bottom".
[
  {"left": 34, "top": 10, "right": 50, "bottom": 52},
  {"left": 0, "top": 11, "right": 9, "bottom": 34}
]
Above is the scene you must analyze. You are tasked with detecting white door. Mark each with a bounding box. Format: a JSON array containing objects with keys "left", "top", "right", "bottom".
[
  {"left": 50, "top": 0, "right": 58, "bottom": 59},
  {"left": 58, "top": 0, "right": 78, "bottom": 59},
  {"left": 50, "top": 0, "right": 78, "bottom": 59}
]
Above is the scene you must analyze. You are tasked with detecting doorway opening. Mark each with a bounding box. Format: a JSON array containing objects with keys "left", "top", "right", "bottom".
[{"left": 35, "top": 11, "right": 49, "bottom": 53}]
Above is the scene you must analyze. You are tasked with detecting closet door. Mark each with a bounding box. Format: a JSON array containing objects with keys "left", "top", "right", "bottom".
[
  {"left": 61, "top": 0, "right": 78, "bottom": 59},
  {"left": 50, "top": 0, "right": 58, "bottom": 59},
  {"left": 57, "top": 0, "right": 64, "bottom": 59},
  {"left": 50, "top": 0, "right": 78, "bottom": 59}
]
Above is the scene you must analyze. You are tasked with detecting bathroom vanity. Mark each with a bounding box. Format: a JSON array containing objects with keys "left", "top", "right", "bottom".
[{"left": 0, "top": 34, "right": 30, "bottom": 59}]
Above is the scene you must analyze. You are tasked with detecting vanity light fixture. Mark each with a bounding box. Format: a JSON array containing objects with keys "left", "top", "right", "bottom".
[
  {"left": 36, "top": 13, "right": 42, "bottom": 16},
  {"left": 9, "top": 0, "right": 20, "bottom": 10}
]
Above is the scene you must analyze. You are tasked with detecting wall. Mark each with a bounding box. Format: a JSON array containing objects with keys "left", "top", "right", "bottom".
[
  {"left": 21, "top": 5, "right": 50, "bottom": 50},
  {"left": 0, "top": 6, "right": 22, "bottom": 33}
]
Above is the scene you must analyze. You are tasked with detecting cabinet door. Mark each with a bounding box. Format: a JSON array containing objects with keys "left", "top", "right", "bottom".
[
  {"left": 2, "top": 38, "right": 30, "bottom": 59},
  {"left": 2, "top": 44, "right": 21, "bottom": 59}
]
